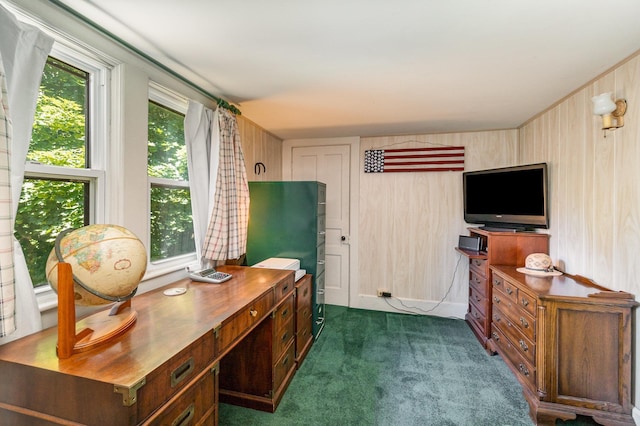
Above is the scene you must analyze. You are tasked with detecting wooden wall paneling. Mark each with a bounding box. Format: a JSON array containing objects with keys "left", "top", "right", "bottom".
[
  {"left": 591, "top": 73, "right": 617, "bottom": 285},
  {"left": 358, "top": 131, "right": 518, "bottom": 308},
  {"left": 613, "top": 56, "right": 640, "bottom": 296},
  {"left": 238, "top": 116, "right": 283, "bottom": 182}
]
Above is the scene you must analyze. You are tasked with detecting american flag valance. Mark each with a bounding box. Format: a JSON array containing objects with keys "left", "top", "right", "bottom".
[{"left": 364, "top": 146, "right": 465, "bottom": 173}]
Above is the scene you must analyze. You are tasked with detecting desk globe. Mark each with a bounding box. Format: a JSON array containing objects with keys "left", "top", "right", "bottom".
[{"left": 45, "top": 224, "right": 147, "bottom": 358}]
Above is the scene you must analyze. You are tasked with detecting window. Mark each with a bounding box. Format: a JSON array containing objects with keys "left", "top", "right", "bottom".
[
  {"left": 148, "top": 86, "right": 195, "bottom": 263},
  {"left": 14, "top": 49, "right": 107, "bottom": 288}
]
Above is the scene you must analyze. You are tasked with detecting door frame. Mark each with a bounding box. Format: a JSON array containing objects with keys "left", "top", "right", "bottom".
[{"left": 282, "top": 137, "right": 360, "bottom": 308}]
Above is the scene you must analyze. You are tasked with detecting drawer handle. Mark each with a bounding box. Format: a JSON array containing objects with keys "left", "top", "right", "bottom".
[
  {"left": 473, "top": 311, "right": 480, "bottom": 319},
  {"left": 493, "top": 279, "right": 501, "bottom": 286},
  {"left": 250, "top": 309, "right": 258, "bottom": 317},
  {"left": 282, "top": 285, "right": 289, "bottom": 294},
  {"left": 282, "top": 331, "right": 289, "bottom": 342},
  {"left": 281, "top": 308, "right": 289, "bottom": 318},
  {"left": 493, "top": 314, "right": 501, "bottom": 322},
  {"left": 506, "top": 287, "right": 513, "bottom": 295},
  {"left": 172, "top": 403, "right": 194, "bottom": 426},
  {"left": 282, "top": 354, "right": 290, "bottom": 367},
  {"left": 171, "top": 358, "right": 194, "bottom": 388},
  {"left": 491, "top": 332, "right": 500, "bottom": 341},
  {"left": 519, "top": 317, "right": 529, "bottom": 328},
  {"left": 521, "top": 298, "right": 529, "bottom": 307},
  {"left": 518, "top": 363, "right": 530, "bottom": 377},
  {"left": 493, "top": 296, "right": 500, "bottom": 304},
  {"left": 519, "top": 339, "right": 529, "bottom": 352},
  {"left": 303, "top": 288, "right": 309, "bottom": 297},
  {"left": 474, "top": 295, "right": 481, "bottom": 302}
]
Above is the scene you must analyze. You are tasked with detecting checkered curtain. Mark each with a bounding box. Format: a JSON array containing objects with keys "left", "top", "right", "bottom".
[
  {"left": 0, "top": 56, "right": 14, "bottom": 337},
  {"left": 201, "top": 108, "right": 249, "bottom": 261},
  {"left": 0, "top": 5, "right": 53, "bottom": 340}
]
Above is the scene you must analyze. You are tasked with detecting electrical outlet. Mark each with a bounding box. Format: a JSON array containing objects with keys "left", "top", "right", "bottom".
[{"left": 377, "top": 289, "right": 392, "bottom": 298}]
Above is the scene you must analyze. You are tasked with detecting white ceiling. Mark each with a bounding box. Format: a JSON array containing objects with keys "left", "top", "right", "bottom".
[{"left": 55, "top": 0, "right": 640, "bottom": 140}]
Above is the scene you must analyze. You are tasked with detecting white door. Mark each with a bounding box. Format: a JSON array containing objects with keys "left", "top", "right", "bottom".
[{"left": 283, "top": 138, "right": 357, "bottom": 307}]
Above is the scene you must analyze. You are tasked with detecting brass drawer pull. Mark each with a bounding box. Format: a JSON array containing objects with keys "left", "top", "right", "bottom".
[
  {"left": 282, "top": 354, "right": 290, "bottom": 367},
  {"left": 506, "top": 287, "right": 513, "bottom": 295},
  {"left": 474, "top": 295, "right": 481, "bottom": 302},
  {"left": 519, "top": 339, "right": 529, "bottom": 352},
  {"left": 494, "top": 314, "right": 501, "bottom": 322},
  {"left": 521, "top": 298, "right": 529, "bottom": 307},
  {"left": 491, "top": 332, "right": 500, "bottom": 341},
  {"left": 519, "top": 317, "right": 529, "bottom": 328},
  {"left": 282, "top": 284, "right": 289, "bottom": 294},
  {"left": 172, "top": 403, "right": 194, "bottom": 426},
  {"left": 303, "top": 287, "right": 309, "bottom": 297},
  {"left": 281, "top": 332, "right": 289, "bottom": 342},
  {"left": 171, "top": 357, "right": 194, "bottom": 388},
  {"left": 250, "top": 309, "right": 258, "bottom": 317},
  {"left": 281, "top": 308, "right": 289, "bottom": 318},
  {"left": 518, "top": 363, "right": 530, "bottom": 377},
  {"left": 493, "top": 296, "right": 501, "bottom": 304},
  {"left": 493, "top": 279, "right": 501, "bottom": 286}
]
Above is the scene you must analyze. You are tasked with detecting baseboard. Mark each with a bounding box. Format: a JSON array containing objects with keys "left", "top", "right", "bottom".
[
  {"left": 352, "top": 294, "right": 466, "bottom": 319},
  {"left": 633, "top": 406, "right": 639, "bottom": 425}
]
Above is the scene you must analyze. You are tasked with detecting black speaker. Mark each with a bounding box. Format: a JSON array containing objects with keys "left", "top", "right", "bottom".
[{"left": 458, "top": 235, "right": 482, "bottom": 251}]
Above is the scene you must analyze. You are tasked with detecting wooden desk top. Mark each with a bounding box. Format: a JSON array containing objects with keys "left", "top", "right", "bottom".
[{"left": 0, "top": 265, "right": 293, "bottom": 388}]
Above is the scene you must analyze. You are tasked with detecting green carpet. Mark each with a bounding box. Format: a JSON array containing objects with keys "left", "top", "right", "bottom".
[{"left": 218, "top": 305, "right": 596, "bottom": 425}]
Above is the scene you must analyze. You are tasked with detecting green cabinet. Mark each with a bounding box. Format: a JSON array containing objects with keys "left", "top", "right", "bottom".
[{"left": 246, "top": 181, "right": 326, "bottom": 338}]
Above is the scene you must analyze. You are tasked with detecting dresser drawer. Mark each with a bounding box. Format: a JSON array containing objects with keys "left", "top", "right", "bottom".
[
  {"left": 492, "top": 286, "right": 516, "bottom": 312},
  {"left": 273, "top": 341, "right": 296, "bottom": 392},
  {"left": 137, "top": 331, "right": 215, "bottom": 420},
  {"left": 144, "top": 362, "right": 217, "bottom": 426},
  {"left": 469, "top": 284, "right": 486, "bottom": 309},
  {"left": 518, "top": 289, "right": 537, "bottom": 317},
  {"left": 492, "top": 305, "right": 535, "bottom": 364},
  {"left": 296, "top": 316, "right": 313, "bottom": 360},
  {"left": 215, "top": 291, "right": 274, "bottom": 356},
  {"left": 493, "top": 295, "right": 535, "bottom": 342},
  {"left": 491, "top": 324, "right": 536, "bottom": 391},
  {"left": 468, "top": 300, "right": 486, "bottom": 326},
  {"left": 470, "top": 258, "right": 488, "bottom": 277},
  {"left": 469, "top": 271, "right": 487, "bottom": 297}
]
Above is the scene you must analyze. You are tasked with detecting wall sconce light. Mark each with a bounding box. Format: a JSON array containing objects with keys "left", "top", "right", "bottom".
[{"left": 592, "top": 92, "right": 627, "bottom": 136}]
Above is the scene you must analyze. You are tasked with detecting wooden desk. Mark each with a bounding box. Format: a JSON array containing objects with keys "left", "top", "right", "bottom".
[{"left": 0, "top": 265, "right": 297, "bottom": 425}]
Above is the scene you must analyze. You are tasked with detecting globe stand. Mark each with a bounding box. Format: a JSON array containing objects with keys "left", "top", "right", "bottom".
[{"left": 57, "top": 262, "right": 137, "bottom": 359}]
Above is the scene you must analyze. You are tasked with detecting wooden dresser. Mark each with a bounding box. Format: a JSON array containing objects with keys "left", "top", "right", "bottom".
[
  {"left": 0, "top": 265, "right": 301, "bottom": 425},
  {"left": 456, "top": 228, "right": 549, "bottom": 350},
  {"left": 489, "top": 265, "right": 637, "bottom": 425}
]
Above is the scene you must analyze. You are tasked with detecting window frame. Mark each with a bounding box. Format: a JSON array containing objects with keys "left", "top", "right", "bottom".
[
  {"left": 146, "top": 82, "right": 196, "bottom": 272},
  {"left": 26, "top": 43, "right": 110, "bottom": 310}
]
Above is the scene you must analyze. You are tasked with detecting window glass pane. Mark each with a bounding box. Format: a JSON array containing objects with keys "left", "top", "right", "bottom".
[
  {"left": 15, "top": 179, "right": 88, "bottom": 287},
  {"left": 29, "top": 57, "right": 88, "bottom": 168},
  {"left": 150, "top": 185, "right": 195, "bottom": 261},
  {"left": 148, "top": 101, "right": 188, "bottom": 180}
]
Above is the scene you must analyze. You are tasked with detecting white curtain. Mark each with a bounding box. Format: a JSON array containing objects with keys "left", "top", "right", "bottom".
[
  {"left": 184, "top": 101, "right": 219, "bottom": 264},
  {"left": 0, "top": 5, "right": 53, "bottom": 341},
  {"left": 184, "top": 101, "right": 249, "bottom": 264}
]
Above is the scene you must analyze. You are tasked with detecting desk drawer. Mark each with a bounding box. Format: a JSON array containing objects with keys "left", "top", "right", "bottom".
[
  {"left": 296, "top": 276, "right": 312, "bottom": 323},
  {"left": 144, "top": 363, "right": 217, "bottom": 426},
  {"left": 273, "top": 341, "right": 295, "bottom": 392},
  {"left": 274, "top": 274, "right": 295, "bottom": 302},
  {"left": 137, "top": 332, "right": 215, "bottom": 420},
  {"left": 216, "top": 291, "right": 274, "bottom": 356},
  {"left": 273, "top": 315, "right": 295, "bottom": 359},
  {"left": 274, "top": 294, "right": 294, "bottom": 332}
]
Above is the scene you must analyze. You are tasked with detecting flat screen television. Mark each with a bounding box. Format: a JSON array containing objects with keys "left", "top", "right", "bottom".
[{"left": 463, "top": 163, "right": 548, "bottom": 231}]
